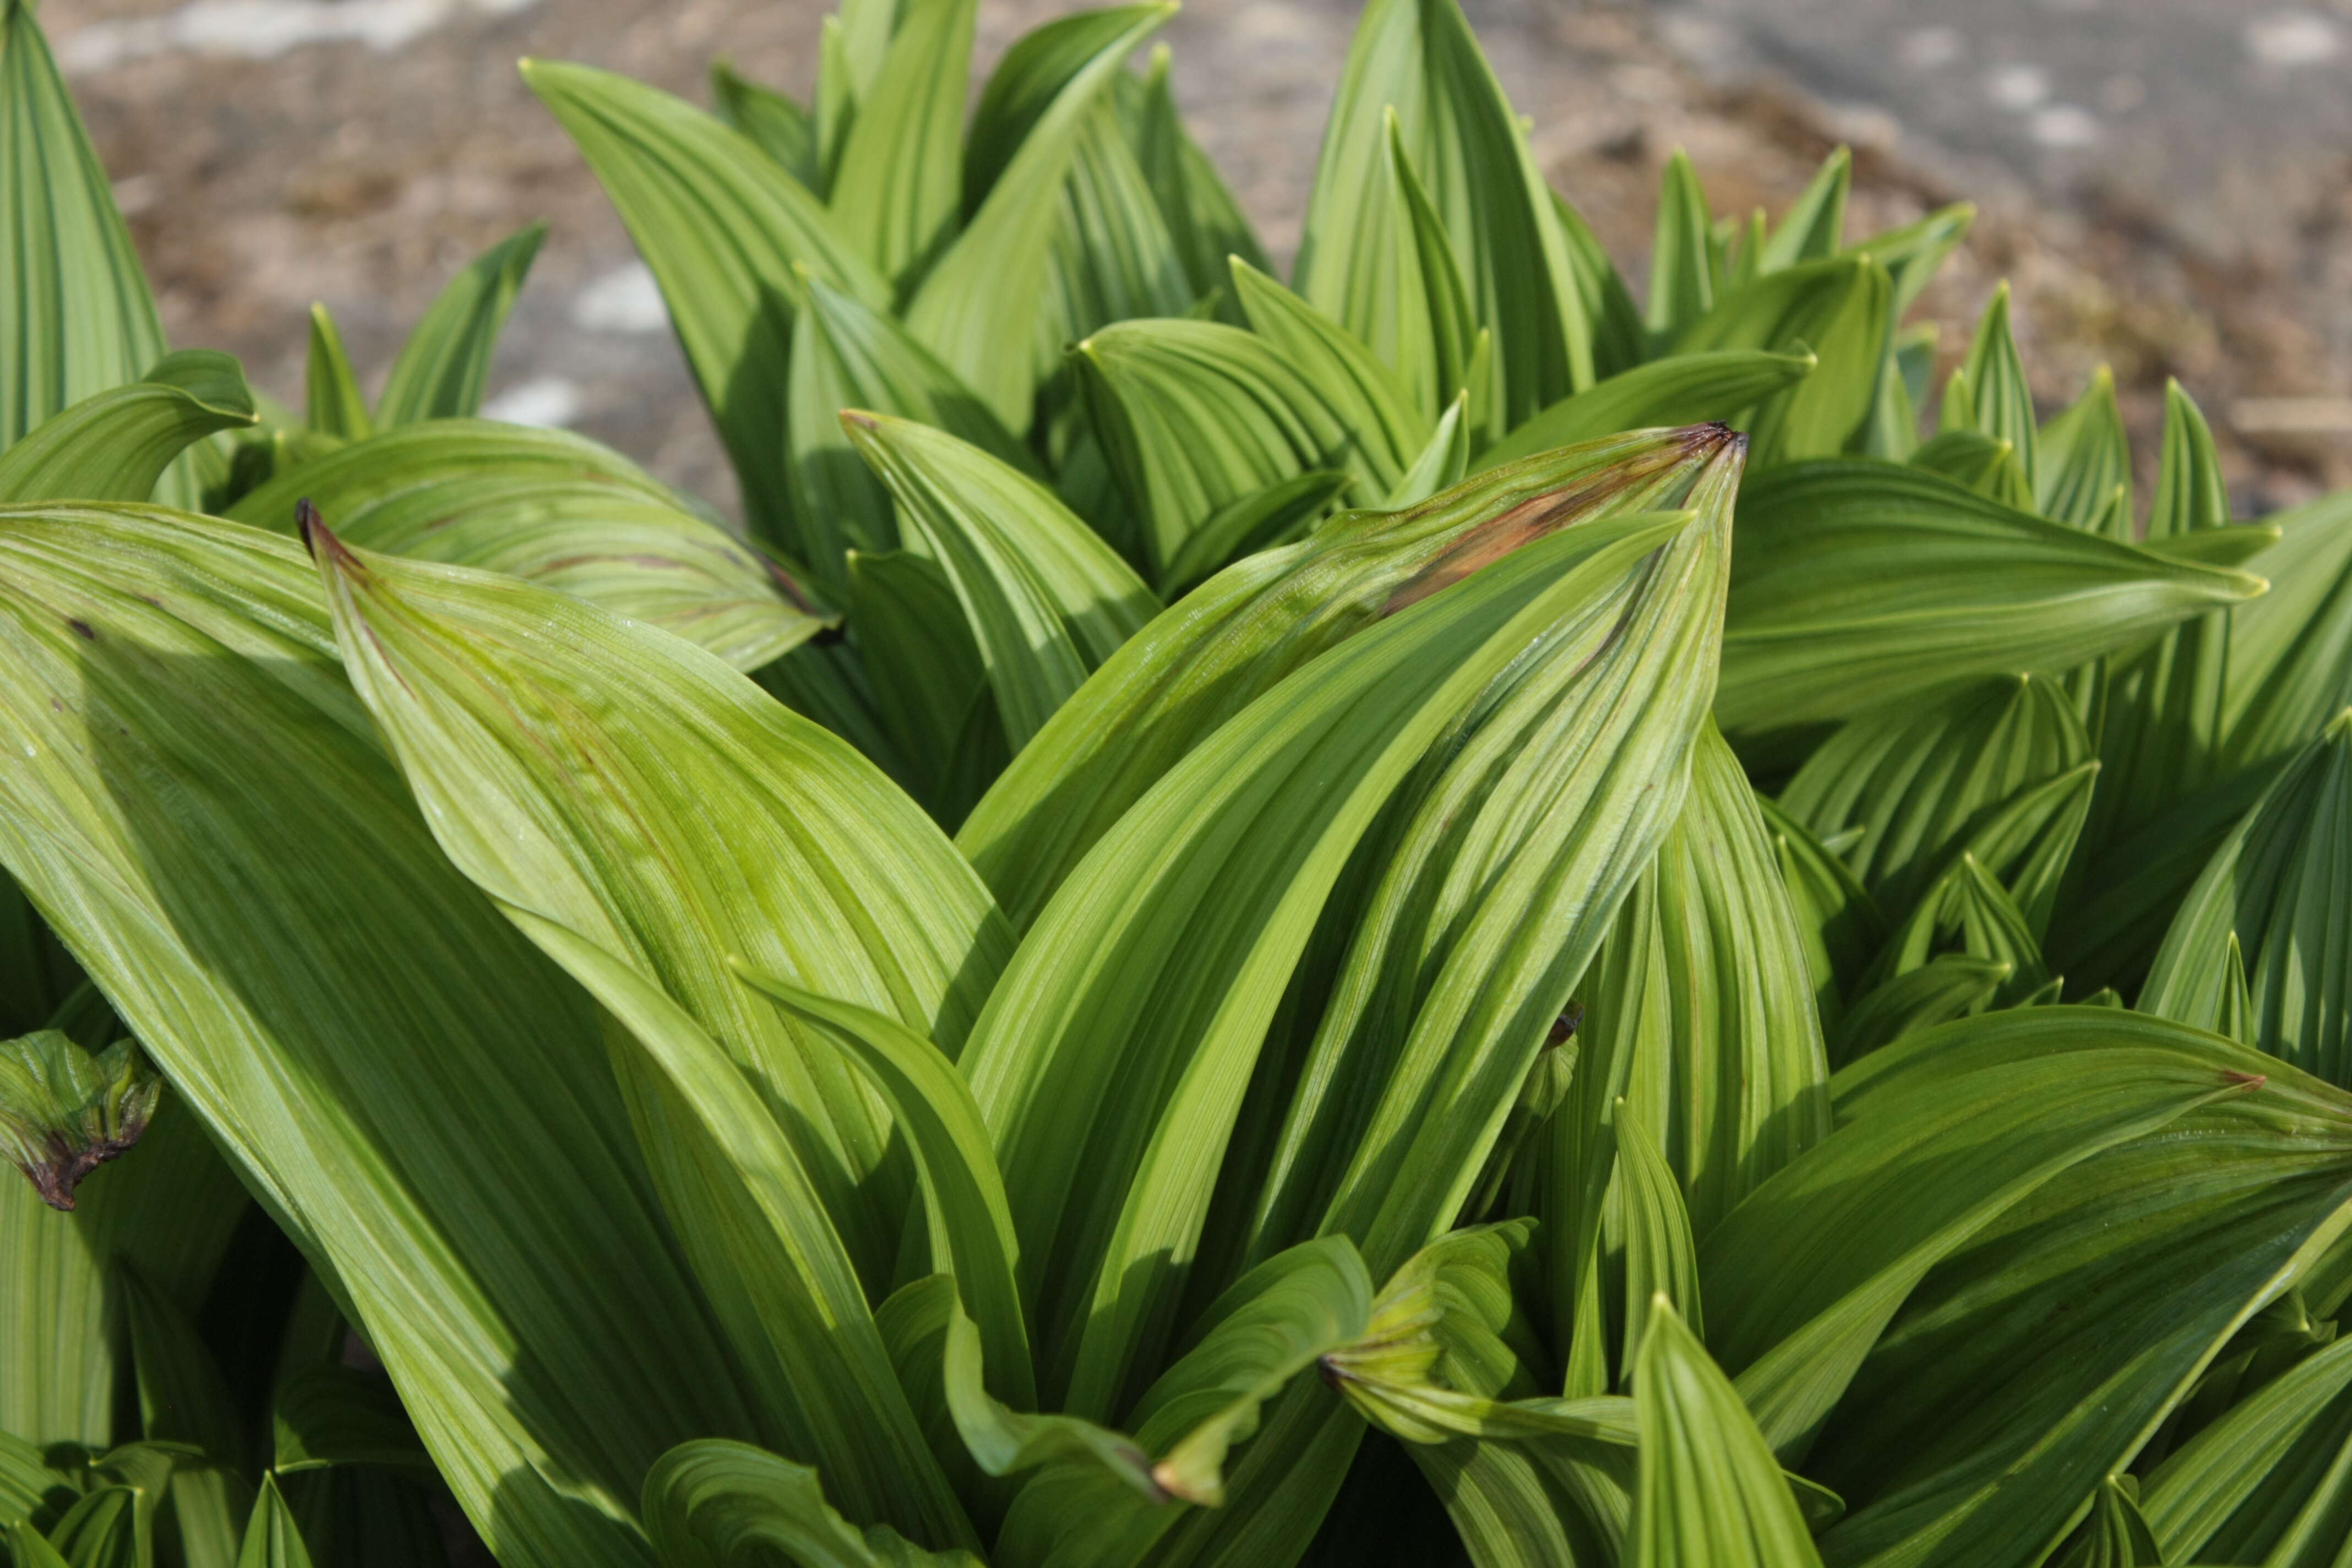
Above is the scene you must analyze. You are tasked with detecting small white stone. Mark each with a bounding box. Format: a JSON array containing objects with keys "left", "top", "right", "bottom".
[
  {"left": 482, "top": 377, "right": 583, "bottom": 429},
  {"left": 1899, "top": 26, "right": 1965, "bottom": 70},
  {"left": 2245, "top": 12, "right": 2342, "bottom": 66},
  {"left": 572, "top": 263, "right": 669, "bottom": 335},
  {"left": 2028, "top": 105, "right": 2102, "bottom": 148},
  {"left": 1984, "top": 63, "right": 2051, "bottom": 111}
]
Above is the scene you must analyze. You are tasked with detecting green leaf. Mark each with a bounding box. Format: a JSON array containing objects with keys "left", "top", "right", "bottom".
[
  {"left": 1075, "top": 317, "right": 1418, "bottom": 574},
  {"left": 1347, "top": 111, "right": 1480, "bottom": 428},
  {"left": 524, "top": 58, "right": 889, "bottom": 545},
  {"left": 1669, "top": 255, "right": 1888, "bottom": 464},
  {"left": 641, "top": 1441, "right": 984, "bottom": 1568},
  {"left": 1907, "top": 428, "right": 2030, "bottom": 511},
  {"left": 1156, "top": 470, "right": 1350, "bottom": 601},
  {"left": 826, "top": 0, "right": 972, "bottom": 287},
  {"left": 709, "top": 63, "right": 818, "bottom": 188},
  {"left": 1757, "top": 796, "right": 1887, "bottom": 1030},
  {"left": 732, "top": 973, "right": 1034, "bottom": 1412},
  {"left": 1939, "top": 282, "right": 2037, "bottom": 489},
  {"left": 2036, "top": 365, "right": 2128, "bottom": 531},
  {"left": 847, "top": 548, "right": 992, "bottom": 823},
  {"left": 2142, "top": 712, "right": 2352, "bottom": 1085},
  {"left": 1758, "top": 147, "right": 1849, "bottom": 274},
  {"left": 1631, "top": 1302, "right": 1823, "bottom": 1568},
  {"left": 1646, "top": 151, "right": 1714, "bottom": 345},
  {"left": 0, "top": 2, "right": 174, "bottom": 496},
  {"left": 1730, "top": 1011, "right": 2352, "bottom": 1565},
  {"left": 1231, "top": 259, "right": 1430, "bottom": 494},
  {"left": 2138, "top": 1332, "right": 2352, "bottom": 1565},
  {"left": 45, "top": 1486, "right": 144, "bottom": 1568},
  {"left": 233, "top": 1480, "right": 312, "bottom": 1568},
  {"left": 271, "top": 1367, "right": 431, "bottom": 1476},
  {"left": 1719, "top": 459, "right": 2268, "bottom": 736},
  {"left": 845, "top": 412, "right": 1158, "bottom": 748},
  {"left": 2222, "top": 490, "right": 2352, "bottom": 774},
  {"left": 1295, "top": 0, "right": 1591, "bottom": 436},
  {"left": 961, "top": 426, "right": 1737, "bottom": 929},
  {"left": 372, "top": 225, "right": 544, "bottom": 426},
  {"left": 0, "top": 351, "right": 253, "bottom": 505},
  {"left": 1476, "top": 350, "right": 1814, "bottom": 473},
  {"left": 1614, "top": 1115, "right": 1703, "bottom": 1376},
  {"left": 962, "top": 507, "right": 1706, "bottom": 1422},
  {"left": 2050, "top": 1476, "right": 2163, "bottom": 1568},
  {"left": 1778, "top": 674, "right": 2093, "bottom": 924},
  {"left": 0, "top": 505, "right": 777, "bottom": 1566},
  {"left": 121, "top": 1264, "right": 251, "bottom": 1567},
  {"left": 1380, "top": 395, "right": 1467, "bottom": 509},
  {"left": 228, "top": 421, "right": 827, "bottom": 673},
  {"left": 301, "top": 307, "right": 371, "bottom": 443},
  {"left": 1829, "top": 954, "right": 2012, "bottom": 1068},
  {"left": 1128, "top": 46, "right": 1268, "bottom": 304},
  {"left": 1548, "top": 721, "right": 1829, "bottom": 1376},
  {"left": 0, "top": 1033, "right": 159, "bottom": 1211},
  {"left": 1847, "top": 203, "right": 1973, "bottom": 318},
  {"left": 1042, "top": 99, "right": 1193, "bottom": 350},
  {"left": 905, "top": 5, "right": 1174, "bottom": 431},
  {"left": 786, "top": 270, "right": 1038, "bottom": 582},
  {"left": 961, "top": 7, "right": 1152, "bottom": 214}
]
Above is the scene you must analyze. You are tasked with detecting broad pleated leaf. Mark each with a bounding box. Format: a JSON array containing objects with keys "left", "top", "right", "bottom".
[
  {"left": 232, "top": 1479, "right": 312, "bottom": 1568},
  {"left": 961, "top": 428, "right": 1733, "bottom": 929},
  {"left": 2139, "top": 1332, "right": 2352, "bottom": 1565},
  {"left": 1830, "top": 954, "right": 2012, "bottom": 1068},
  {"left": 1128, "top": 47, "right": 1268, "bottom": 306},
  {"left": 1631, "top": 1302, "right": 1822, "bottom": 1567},
  {"left": 1232, "top": 260, "right": 1429, "bottom": 485},
  {"left": 2036, "top": 366, "right": 2128, "bottom": 531},
  {"left": 1475, "top": 350, "right": 1813, "bottom": 473},
  {"left": 1757, "top": 148, "right": 1849, "bottom": 273},
  {"left": 1669, "top": 255, "right": 1888, "bottom": 464},
  {"left": 1744, "top": 1011, "right": 2352, "bottom": 1566},
  {"left": 1778, "top": 674, "right": 2092, "bottom": 922},
  {"left": 1646, "top": 151, "right": 1714, "bottom": 345},
  {"left": 524, "top": 59, "right": 889, "bottom": 545},
  {"left": 1074, "top": 318, "right": 1416, "bottom": 573},
  {"left": 825, "top": 0, "right": 973, "bottom": 287},
  {"left": 1041, "top": 100, "right": 1192, "bottom": 352},
  {"left": 963, "top": 508, "right": 1697, "bottom": 1422},
  {"left": 122, "top": 1266, "right": 250, "bottom": 1568},
  {"left": 960, "top": 8, "right": 1156, "bottom": 214},
  {"left": 641, "top": 1441, "right": 984, "bottom": 1568},
  {"left": 1156, "top": 470, "right": 1349, "bottom": 601},
  {"left": 1380, "top": 395, "right": 1467, "bottom": 509},
  {"left": 786, "top": 273, "right": 1037, "bottom": 581},
  {"left": 0, "top": 352, "right": 254, "bottom": 504},
  {"left": 372, "top": 225, "right": 542, "bottom": 426},
  {"left": 2142, "top": 712, "right": 2352, "bottom": 1085},
  {"left": 709, "top": 63, "right": 818, "bottom": 188},
  {"left": 845, "top": 413, "right": 1158, "bottom": 748},
  {"left": 847, "top": 548, "right": 993, "bottom": 824},
  {"left": 904, "top": 5, "right": 1174, "bottom": 430},
  {"left": 302, "top": 307, "right": 370, "bottom": 442},
  {"left": 1295, "top": 0, "right": 1589, "bottom": 436},
  {"left": 1718, "top": 459, "right": 2266, "bottom": 734},
  {"left": 228, "top": 421, "right": 826, "bottom": 672},
  {"left": 1939, "top": 282, "right": 2037, "bottom": 490},
  {"left": 1758, "top": 796, "right": 1887, "bottom": 1028},
  {"left": 2223, "top": 489, "right": 2352, "bottom": 773},
  {"left": 0, "top": 505, "right": 766, "bottom": 1568},
  {"left": 271, "top": 1366, "right": 431, "bottom": 1474}
]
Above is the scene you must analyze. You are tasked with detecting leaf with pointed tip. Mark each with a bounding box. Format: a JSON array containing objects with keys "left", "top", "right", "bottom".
[
  {"left": 1759, "top": 796, "right": 1888, "bottom": 1028},
  {"left": 1381, "top": 395, "right": 1467, "bottom": 509},
  {"left": 228, "top": 421, "right": 826, "bottom": 672},
  {"left": 1074, "top": 318, "right": 1417, "bottom": 575},
  {"left": 1476, "top": 350, "right": 1814, "bottom": 472},
  {"left": 710, "top": 63, "right": 818, "bottom": 188},
  {"left": 846, "top": 413, "right": 1158, "bottom": 748},
  {"left": 1938, "top": 282, "right": 2038, "bottom": 490},
  {"left": 963, "top": 509, "right": 1704, "bottom": 1423},
  {"left": 1778, "top": 674, "right": 2092, "bottom": 923},
  {"left": 271, "top": 1366, "right": 431, "bottom": 1476},
  {"left": 847, "top": 548, "right": 992, "bottom": 823},
  {"left": 1830, "top": 954, "right": 2012, "bottom": 1067},
  {"left": 1670, "top": 255, "right": 1888, "bottom": 464},
  {"left": 2049, "top": 1476, "right": 2163, "bottom": 1568},
  {"left": 0, "top": 3, "right": 190, "bottom": 507},
  {"left": 1646, "top": 151, "right": 1714, "bottom": 345},
  {"left": 1632, "top": 1303, "right": 1823, "bottom": 1568},
  {"left": 1907, "top": 428, "right": 2030, "bottom": 510},
  {"left": 1757, "top": 148, "right": 1849, "bottom": 274},
  {"left": 825, "top": 0, "right": 972, "bottom": 287},
  {"left": 1847, "top": 203, "right": 1973, "bottom": 318},
  {"left": 1128, "top": 46, "right": 1268, "bottom": 304},
  {"left": 1294, "top": 0, "right": 1591, "bottom": 436},
  {"left": 44, "top": 1488, "right": 143, "bottom": 1568},
  {"left": 2223, "top": 490, "right": 2352, "bottom": 774},
  {"left": 372, "top": 225, "right": 542, "bottom": 426},
  {"left": 960, "top": 427, "right": 1735, "bottom": 929},
  {"left": 121, "top": 1266, "right": 249, "bottom": 1568},
  {"left": 2037, "top": 366, "right": 2129, "bottom": 531},
  {"left": 524, "top": 59, "right": 889, "bottom": 545},
  {"left": 906, "top": 5, "right": 1174, "bottom": 430},
  {"left": 643, "top": 1441, "right": 985, "bottom": 1568},
  {"left": 2138, "top": 1331, "right": 2352, "bottom": 1565},
  {"left": 1342, "top": 111, "right": 1481, "bottom": 429},
  {"left": 1614, "top": 1115, "right": 1703, "bottom": 1379},
  {"left": 1232, "top": 259, "right": 1430, "bottom": 493},
  {"left": 1719, "top": 459, "right": 2267, "bottom": 735},
  {"left": 301, "top": 307, "right": 369, "bottom": 442},
  {"left": 2142, "top": 713, "right": 2352, "bottom": 1086},
  {"left": 231, "top": 1480, "right": 312, "bottom": 1568},
  {"left": 0, "top": 352, "right": 252, "bottom": 507},
  {"left": 1043, "top": 99, "right": 1193, "bottom": 352},
  {"left": 787, "top": 271, "right": 1037, "bottom": 580}
]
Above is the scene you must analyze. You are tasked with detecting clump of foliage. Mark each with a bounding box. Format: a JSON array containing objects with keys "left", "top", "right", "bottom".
[{"left": 2, "top": 0, "right": 2351, "bottom": 1566}]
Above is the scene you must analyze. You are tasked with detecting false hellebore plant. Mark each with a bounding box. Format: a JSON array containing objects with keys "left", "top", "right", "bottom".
[{"left": 3, "top": 0, "right": 2352, "bottom": 1566}]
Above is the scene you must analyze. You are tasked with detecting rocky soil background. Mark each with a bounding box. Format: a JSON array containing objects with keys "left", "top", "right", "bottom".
[{"left": 47, "top": 0, "right": 2352, "bottom": 521}]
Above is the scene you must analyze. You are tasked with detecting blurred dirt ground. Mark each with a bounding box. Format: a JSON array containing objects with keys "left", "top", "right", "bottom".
[{"left": 46, "top": 0, "right": 2352, "bottom": 521}]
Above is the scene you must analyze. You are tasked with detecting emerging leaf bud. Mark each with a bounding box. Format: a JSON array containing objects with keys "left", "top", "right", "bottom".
[{"left": 0, "top": 1031, "right": 164, "bottom": 1210}]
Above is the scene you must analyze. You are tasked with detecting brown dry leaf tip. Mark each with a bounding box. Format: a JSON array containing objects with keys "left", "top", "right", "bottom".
[
  {"left": 23, "top": 1130, "right": 135, "bottom": 1211},
  {"left": 763, "top": 557, "right": 824, "bottom": 617},
  {"left": 296, "top": 500, "right": 363, "bottom": 574},
  {"left": 0, "top": 1033, "right": 163, "bottom": 1211},
  {"left": 839, "top": 409, "right": 882, "bottom": 433},
  {"left": 2223, "top": 1070, "right": 2269, "bottom": 1088},
  {"left": 1547, "top": 1001, "right": 1586, "bottom": 1046}
]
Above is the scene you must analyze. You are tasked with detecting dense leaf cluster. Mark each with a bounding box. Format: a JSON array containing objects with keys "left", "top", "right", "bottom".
[{"left": 2, "top": 1, "right": 2350, "bottom": 1566}]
